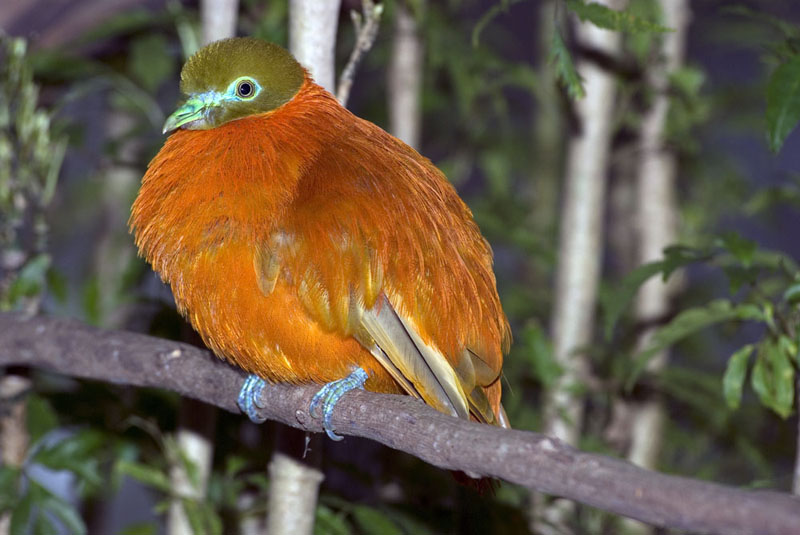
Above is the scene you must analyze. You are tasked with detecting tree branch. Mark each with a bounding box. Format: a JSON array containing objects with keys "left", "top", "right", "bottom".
[
  {"left": 336, "top": 0, "right": 383, "bottom": 107},
  {"left": 0, "top": 311, "right": 798, "bottom": 535}
]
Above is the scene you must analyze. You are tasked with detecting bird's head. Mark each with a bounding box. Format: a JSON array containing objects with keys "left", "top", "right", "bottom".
[{"left": 162, "top": 37, "right": 305, "bottom": 134}]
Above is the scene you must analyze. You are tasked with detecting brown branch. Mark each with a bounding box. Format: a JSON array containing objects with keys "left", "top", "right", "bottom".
[
  {"left": 336, "top": 0, "right": 383, "bottom": 107},
  {"left": 0, "top": 311, "right": 798, "bottom": 534}
]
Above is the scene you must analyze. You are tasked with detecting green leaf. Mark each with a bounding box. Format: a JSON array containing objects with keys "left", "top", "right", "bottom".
[
  {"left": 602, "top": 245, "right": 710, "bottom": 338},
  {"left": 352, "top": 506, "right": 403, "bottom": 535},
  {"left": 550, "top": 29, "right": 584, "bottom": 100},
  {"left": 315, "top": 505, "right": 351, "bottom": 535},
  {"left": 723, "top": 344, "right": 754, "bottom": 410},
  {"left": 9, "top": 488, "right": 33, "bottom": 535},
  {"left": 717, "top": 231, "right": 757, "bottom": 267},
  {"left": 6, "top": 253, "right": 51, "bottom": 305},
  {"left": 472, "top": 0, "right": 524, "bottom": 47},
  {"left": 783, "top": 281, "right": 800, "bottom": 305},
  {"left": 120, "top": 523, "right": 158, "bottom": 535},
  {"left": 26, "top": 394, "right": 58, "bottom": 443},
  {"left": 778, "top": 334, "right": 798, "bottom": 364},
  {"left": 751, "top": 339, "right": 796, "bottom": 418},
  {"left": 627, "top": 300, "right": 763, "bottom": 389},
  {"left": 602, "top": 261, "right": 666, "bottom": 339},
  {"left": 766, "top": 54, "right": 800, "bottom": 153},
  {"left": 566, "top": 0, "right": 671, "bottom": 34},
  {"left": 521, "top": 322, "right": 561, "bottom": 386},
  {"left": 41, "top": 494, "right": 87, "bottom": 535},
  {"left": 115, "top": 460, "right": 172, "bottom": 493},
  {"left": 128, "top": 34, "right": 173, "bottom": 92},
  {"left": 182, "top": 498, "right": 223, "bottom": 535},
  {"left": 0, "top": 466, "right": 19, "bottom": 509},
  {"left": 33, "top": 430, "right": 104, "bottom": 488}
]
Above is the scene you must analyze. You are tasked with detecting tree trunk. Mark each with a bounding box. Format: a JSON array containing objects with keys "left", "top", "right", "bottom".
[
  {"left": 536, "top": 1, "right": 626, "bottom": 531},
  {"left": 623, "top": 2, "right": 690, "bottom": 532},
  {"left": 201, "top": 0, "right": 239, "bottom": 45},
  {"left": 290, "top": 0, "right": 342, "bottom": 93},
  {"left": 387, "top": 0, "right": 423, "bottom": 149}
]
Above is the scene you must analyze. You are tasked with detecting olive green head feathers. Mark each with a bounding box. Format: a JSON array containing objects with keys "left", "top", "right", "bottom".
[{"left": 163, "top": 38, "right": 305, "bottom": 133}]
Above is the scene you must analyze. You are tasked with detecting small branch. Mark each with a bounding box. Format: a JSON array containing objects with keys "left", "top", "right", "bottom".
[
  {"left": 336, "top": 0, "right": 384, "bottom": 107},
  {"left": 0, "top": 311, "right": 799, "bottom": 535}
]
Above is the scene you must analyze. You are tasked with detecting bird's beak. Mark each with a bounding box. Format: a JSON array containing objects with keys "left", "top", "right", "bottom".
[{"left": 162, "top": 94, "right": 219, "bottom": 134}]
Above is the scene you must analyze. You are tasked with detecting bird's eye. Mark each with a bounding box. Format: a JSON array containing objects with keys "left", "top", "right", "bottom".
[{"left": 236, "top": 79, "right": 256, "bottom": 99}]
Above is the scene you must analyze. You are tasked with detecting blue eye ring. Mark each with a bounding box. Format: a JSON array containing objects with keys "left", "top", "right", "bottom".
[{"left": 234, "top": 77, "right": 258, "bottom": 100}]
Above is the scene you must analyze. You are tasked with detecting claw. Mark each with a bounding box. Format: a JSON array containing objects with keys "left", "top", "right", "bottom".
[
  {"left": 309, "top": 367, "right": 369, "bottom": 441},
  {"left": 238, "top": 374, "right": 267, "bottom": 423}
]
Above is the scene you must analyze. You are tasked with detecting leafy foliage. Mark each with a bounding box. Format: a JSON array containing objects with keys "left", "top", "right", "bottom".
[{"left": 565, "top": 0, "right": 671, "bottom": 34}]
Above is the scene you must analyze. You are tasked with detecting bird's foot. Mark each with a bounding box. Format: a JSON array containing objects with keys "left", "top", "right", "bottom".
[
  {"left": 309, "top": 367, "right": 369, "bottom": 441},
  {"left": 238, "top": 374, "right": 267, "bottom": 423}
]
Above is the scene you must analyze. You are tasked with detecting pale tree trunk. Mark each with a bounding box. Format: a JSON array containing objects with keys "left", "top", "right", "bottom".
[
  {"left": 266, "top": 453, "right": 324, "bottom": 534},
  {"left": 290, "top": 0, "right": 342, "bottom": 92},
  {"left": 387, "top": 0, "right": 423, "bottom": 149},
  {"left": 622, "top": 3, "right": 690, "bottom": 532},
  {"left": 201, "top": 0, "right": 238, "bottom": 45},
  {"left": 535, "top": 1, "right": 626, "bottom": 532},
  {"left": 167, "top": 2, "right": 237, "bottom": 533}
]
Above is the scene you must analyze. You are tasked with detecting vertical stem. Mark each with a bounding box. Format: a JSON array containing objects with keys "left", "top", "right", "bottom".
[
  {"left": 388, "top": 0, "right": 424, "bottom": 149},
  {"left": 290, "top": 0, "right": 342, "bottom": 92}
]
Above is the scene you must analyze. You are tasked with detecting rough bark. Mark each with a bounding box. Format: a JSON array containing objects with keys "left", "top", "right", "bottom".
[
  {"left": 289, "top": 0, "right": 342, "bottom": 92},
  {"left": 1, "top": 312, "right": 799, "bottom": 534},
  {"left": 387, "top": 0, "right": 423, "bottom": 148}
]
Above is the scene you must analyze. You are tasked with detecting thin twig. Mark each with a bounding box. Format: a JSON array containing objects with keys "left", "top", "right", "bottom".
[
  {"left": 0, "top": 312, "right": 799, "bottom": 534},
  {"left": 336, "top": 0, "right": 384, "bottom": 106}
]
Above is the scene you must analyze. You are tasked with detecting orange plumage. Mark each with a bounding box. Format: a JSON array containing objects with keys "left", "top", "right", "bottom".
[{"left": 130, "top": 38, "right": 510, "bottom": 427}]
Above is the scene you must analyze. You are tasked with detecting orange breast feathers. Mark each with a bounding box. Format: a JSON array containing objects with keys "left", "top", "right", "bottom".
[{"left": 130, "top": 78, "right": 511, "bottom": 426}]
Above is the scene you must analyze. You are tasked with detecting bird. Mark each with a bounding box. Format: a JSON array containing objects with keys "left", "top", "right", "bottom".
[{"left": 130, "top": 37, "right": 511, "bottom": 439}]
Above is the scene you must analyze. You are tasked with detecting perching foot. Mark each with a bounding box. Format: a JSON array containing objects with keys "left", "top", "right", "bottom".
[
  {"left": 309, "top": 367, "right": 369, "bottom": 441},
  {"left": 238, "top": 374, "right": 267, "bottom": 423}
]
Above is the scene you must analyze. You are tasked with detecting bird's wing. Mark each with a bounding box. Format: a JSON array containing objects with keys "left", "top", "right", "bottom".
[{"left": 257, "top": 117, "right": 509, "bottom": 424}]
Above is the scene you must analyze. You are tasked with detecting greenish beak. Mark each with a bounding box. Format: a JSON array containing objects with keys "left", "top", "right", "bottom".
[{"left": 162, "top": 94, "right": 220, "bottom": 134}]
